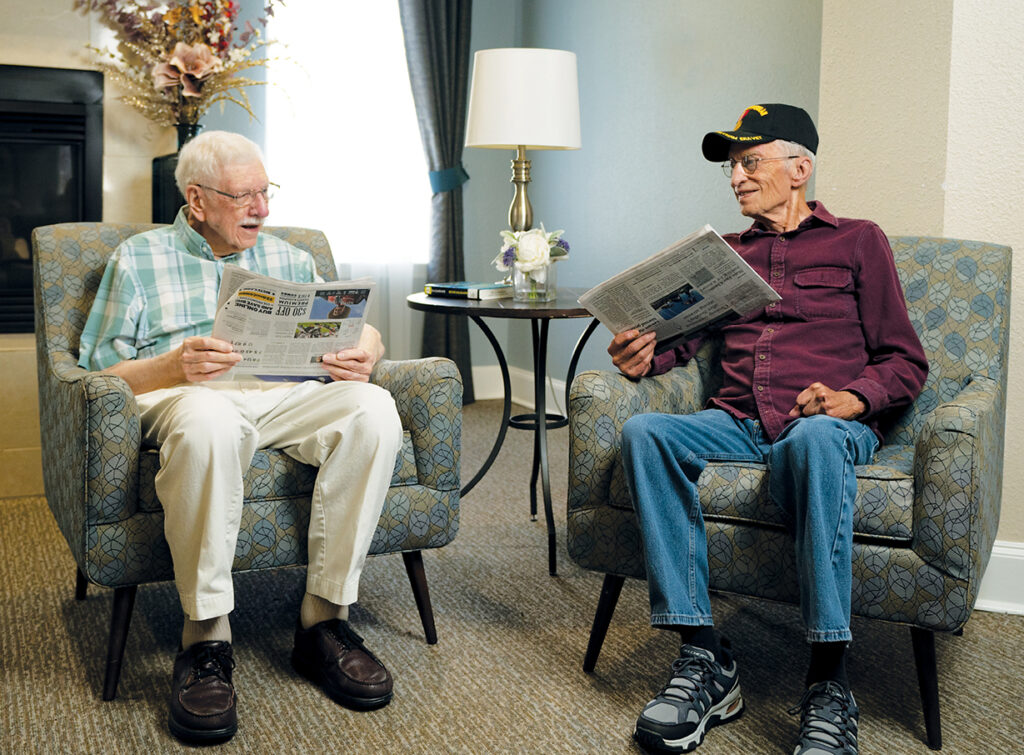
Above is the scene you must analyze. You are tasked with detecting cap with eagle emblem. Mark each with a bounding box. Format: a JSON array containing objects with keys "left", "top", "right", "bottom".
[{"left": 701, "top": 103, "right": 819, "bottom": 161}]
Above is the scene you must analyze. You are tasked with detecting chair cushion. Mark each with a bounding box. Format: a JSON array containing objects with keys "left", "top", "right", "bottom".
[{"left": 609, "top": 443, "right": 915, "bottom": 542}]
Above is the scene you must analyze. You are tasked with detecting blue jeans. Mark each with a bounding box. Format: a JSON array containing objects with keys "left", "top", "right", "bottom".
[{"left": 621, "top": 408, "right": 879, "bottom": 643}]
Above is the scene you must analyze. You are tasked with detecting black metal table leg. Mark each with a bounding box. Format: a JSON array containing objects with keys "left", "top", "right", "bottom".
[
  {"left": 533, "top": 319, "right": 558, "bottom": 575},
  {"left": 460, "top": 315, "right": 513, "bottom": 497},
  {"left": 527, "top": 319, "right": 542, "bottom": 520}
]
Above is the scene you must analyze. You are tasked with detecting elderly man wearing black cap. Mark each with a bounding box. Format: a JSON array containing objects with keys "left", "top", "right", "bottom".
[{"left": 608, "top": 104, "right": 928, "bottom": 754}]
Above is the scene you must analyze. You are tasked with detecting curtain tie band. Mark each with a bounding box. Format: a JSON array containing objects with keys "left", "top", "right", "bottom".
[{"left": 429, "top": 164, "right": 469, "bottom": 193}]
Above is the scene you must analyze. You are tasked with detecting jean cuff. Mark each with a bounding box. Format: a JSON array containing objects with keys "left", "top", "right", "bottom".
[
  {"left": 805, "top": 628, "right": 852, "bottom": 643},
  {"left": 650, "top": 613, "right": 714, "bottom": 627}
]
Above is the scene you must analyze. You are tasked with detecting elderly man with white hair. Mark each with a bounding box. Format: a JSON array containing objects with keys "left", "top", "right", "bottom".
[
  {"left": 610, "top": 105, "right": 929, "bottom": 754},
  {"left": 78, "top": 130, "right": 403, "bottom": 745}
]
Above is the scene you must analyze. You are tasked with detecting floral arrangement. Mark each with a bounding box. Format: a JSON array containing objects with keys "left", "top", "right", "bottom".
[
  {"left": 492, "top": 225, "right": 569, "bottom": 275},
  {"left": 73, "top": 0, "right": 278, "bottom": 126}
]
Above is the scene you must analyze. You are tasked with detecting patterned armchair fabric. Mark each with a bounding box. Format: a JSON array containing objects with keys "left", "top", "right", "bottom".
[
  {"left": 566, "top": 237, "right": 1010, "bottom": 750},
  {"left": 32, "top": 222, "right": 462, "bottom": 699}
]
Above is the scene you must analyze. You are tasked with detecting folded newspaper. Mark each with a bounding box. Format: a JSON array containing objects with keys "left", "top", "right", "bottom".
[
  {"left": 578, "top": 224, "right": 780, "bottom": 354},
  {"left": 213, "top": 266, "right": 375, "bottom": 378}
]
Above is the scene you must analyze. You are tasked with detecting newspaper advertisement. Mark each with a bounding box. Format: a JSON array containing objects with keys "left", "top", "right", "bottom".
[
  {"left": 213, "top": 266, "right": 375, "bottom": 378},
  {"left": 578, "top": 224, "right": 781, "bottom": 354}
]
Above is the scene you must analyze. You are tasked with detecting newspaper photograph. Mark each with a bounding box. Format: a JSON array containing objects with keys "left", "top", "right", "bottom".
[
  {"left": 213, "top": 266, "right": 375, "bottom": 378},
  {"left": 578, "top": 224, "right": 781, "bottom": 354}
]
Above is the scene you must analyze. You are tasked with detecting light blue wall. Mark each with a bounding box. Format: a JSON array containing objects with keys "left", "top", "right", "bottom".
[{"left": 463, "top": 0, "right": 823, "bottom": 379}]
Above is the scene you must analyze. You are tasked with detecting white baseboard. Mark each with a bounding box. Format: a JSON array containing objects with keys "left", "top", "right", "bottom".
[
  {"left": 473, "top": 365, "right": 1024, "bottom": 615},
  {"left": 976, "top": 541, "right": 1024, "bottom": 614}
]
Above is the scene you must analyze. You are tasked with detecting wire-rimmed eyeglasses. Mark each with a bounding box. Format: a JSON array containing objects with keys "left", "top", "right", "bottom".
[
  {"left": 720, "top": 155, "right": 798, "bottom": 177},
  {"left": 197, "top": 182, "right": 280, "bottom": 206}
]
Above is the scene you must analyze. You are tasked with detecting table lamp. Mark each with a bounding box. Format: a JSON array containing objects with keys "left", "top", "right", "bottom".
[{"left": 464, "top": 48, "right": 581, "bottom": 232}]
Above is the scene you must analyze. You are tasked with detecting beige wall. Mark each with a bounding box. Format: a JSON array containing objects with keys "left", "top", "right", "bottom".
[
  {"left": 0, "top": 334, "right": 40, "bottom": 496},
  {"left": 0, "top": 0, "right": 176, "bottom": 498},
  {"left": 818, "top": 0, "right": 1023, "bottom": 542},
  {"left": 817, "top": 2, "right": 953, "bottom": 232}
]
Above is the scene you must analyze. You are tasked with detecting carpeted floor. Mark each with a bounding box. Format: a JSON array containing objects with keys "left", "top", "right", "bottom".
[{"left": 1, "top": 399, "right": 1022, "bottom": 754}]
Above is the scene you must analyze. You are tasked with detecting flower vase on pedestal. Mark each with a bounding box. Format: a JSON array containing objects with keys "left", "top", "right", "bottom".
[
  {"left": 152, "top": 123, "right": 203, "bottom": 223},
  {"left": 513, "top": 261, "right": 557, "bottom": 302}
]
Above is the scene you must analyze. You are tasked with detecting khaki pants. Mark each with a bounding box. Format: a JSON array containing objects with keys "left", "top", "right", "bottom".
[{"left": 136, "top": 379, "right": 403, "bottom": 621}]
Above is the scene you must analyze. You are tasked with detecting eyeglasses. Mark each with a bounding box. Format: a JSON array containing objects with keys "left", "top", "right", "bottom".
[
  {"left": 720, "top": 155, "right": 799, "bottom": 177},
  {"left": 197, "top": 182, "right": 279, "bottom": 206}
]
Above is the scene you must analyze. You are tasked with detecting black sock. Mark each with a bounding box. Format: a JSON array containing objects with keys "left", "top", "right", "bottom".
[
  {"left": 678, "top": 625, "right": 721, "bottom": 658},
  {"left": 806, "top": 641, "right": 849, "bottom": 691}
]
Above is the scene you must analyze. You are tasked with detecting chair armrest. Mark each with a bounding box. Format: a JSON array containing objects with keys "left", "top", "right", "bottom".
[
  {"left": 568, "top": 361, "right": 710, "bottom": 513},
  {"left": 37, "top": 350, "right": 141, "bottom": 568},
  {"left": 371, "top": 357, "right": 462, "bottom": 491},
  {"left": 912, "top": 374, "right": 1004, "bottom": 599}
]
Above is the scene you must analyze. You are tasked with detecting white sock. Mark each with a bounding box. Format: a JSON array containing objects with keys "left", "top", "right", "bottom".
[
  {"left": 181, "top": 614, "right": 232, "bottom": 649},
  {"left": 300, "top": 593, "right": 349, "bottom": 629}
]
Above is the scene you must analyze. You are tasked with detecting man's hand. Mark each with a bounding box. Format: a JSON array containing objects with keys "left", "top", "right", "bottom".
[
  {"left": 321, "top": 348, "right": 375, "bottom": 382},
  {"left": 320, "top": 324, "right": 384, "bottom": 383},
  {"left": 609, "top": 329, "right": 657, "bottom": 379},
  {"left": 175, "top": 336, "right": 242, "bottom": 383},
  {"left": 789, "top": 382, "right": 866, "bottom": 420},
  {"left": 102, "top": 335, "right": 241, "bottom": 395}
]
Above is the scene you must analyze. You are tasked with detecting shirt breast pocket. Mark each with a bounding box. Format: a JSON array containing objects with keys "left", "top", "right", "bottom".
[{"left": 793, "top": 267, "right": 855, "bottom": 319}]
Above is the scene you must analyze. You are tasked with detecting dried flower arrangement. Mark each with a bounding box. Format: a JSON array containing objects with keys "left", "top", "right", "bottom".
[{"left": 74, "top": 0, "right": 278, "bottom": 127}]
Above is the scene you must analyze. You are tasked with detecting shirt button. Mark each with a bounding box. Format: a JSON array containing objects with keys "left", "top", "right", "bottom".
[
  {"left": 768, "top": 302, "right": 776, "bottom": 308},
  {"left": 766, "top": 328, "right": 775, "bottom": 333},
  {"left": 757, "top": 385, "right": 764, "bottom": 391},
  {"left": 759, "top": 354, "right": 766, "bottom": 360},
  {"left": 772, "top": 271, "right": 782, "bottom": 277}
]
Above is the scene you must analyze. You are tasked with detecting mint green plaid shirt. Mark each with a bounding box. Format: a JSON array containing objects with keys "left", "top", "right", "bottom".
[{"left": 78, "top": 208, "right": 321, "bottom": 371}]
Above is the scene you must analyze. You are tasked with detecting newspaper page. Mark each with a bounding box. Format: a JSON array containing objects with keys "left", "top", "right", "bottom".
[
  {"left": 213, "top": 266, "right": 375, "bottom": 378},
  {"left": 578, "top": 225, "right": 780, "bottom": 354}
]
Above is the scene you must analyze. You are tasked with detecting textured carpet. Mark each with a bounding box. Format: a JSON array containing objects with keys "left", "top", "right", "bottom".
[{"left": 1, "top": 399, "right": 1022, "bottom": 754}]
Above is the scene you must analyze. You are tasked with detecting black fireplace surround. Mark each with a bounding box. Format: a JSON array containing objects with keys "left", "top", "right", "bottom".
[{"left": 0, "top": 64, "right": 103, "bottom": 333}]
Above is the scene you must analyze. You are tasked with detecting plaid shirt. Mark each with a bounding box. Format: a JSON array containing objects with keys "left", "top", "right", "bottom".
[{"left": 78, "top": 208, "right": 321, "bottom": 371}]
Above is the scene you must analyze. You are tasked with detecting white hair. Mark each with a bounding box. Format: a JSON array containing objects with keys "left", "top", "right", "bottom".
[
  {"left": 174, "top": 130, "right": 266, "bottom": 194},
  {"left": 772, "top": 138, "right": 816, "bottom": 171}
]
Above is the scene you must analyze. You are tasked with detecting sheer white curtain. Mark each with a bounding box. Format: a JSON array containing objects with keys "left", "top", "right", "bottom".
[{"left": 266, "top": 3, "right": 429, "bottom": 359}]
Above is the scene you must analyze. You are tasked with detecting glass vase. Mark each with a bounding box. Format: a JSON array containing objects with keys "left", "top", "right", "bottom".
[{"left": 513, "top": 262, "right": 557, "bottom": 302}]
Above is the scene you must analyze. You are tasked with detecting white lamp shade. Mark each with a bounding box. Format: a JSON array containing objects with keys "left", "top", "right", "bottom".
[{"left": 464, "top": 48, "right": 581, "bottom": 150}]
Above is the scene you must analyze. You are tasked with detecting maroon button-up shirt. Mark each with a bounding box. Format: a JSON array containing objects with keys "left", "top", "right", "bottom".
[{"left": 649, "top": 202, "right": 928, "bottom": 441}]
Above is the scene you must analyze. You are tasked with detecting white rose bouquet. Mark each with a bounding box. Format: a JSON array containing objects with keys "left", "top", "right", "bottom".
[{"left": 492, "top": 225, "right": 569, "bottom": 274}]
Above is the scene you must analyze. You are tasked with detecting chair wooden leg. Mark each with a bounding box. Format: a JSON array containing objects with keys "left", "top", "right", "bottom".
[
  {"left": 910, "top": 626, "right": 942, "bottom": 750},
  {"left": 102, "top": 585, "right": 138, "bottom": 701},
  {"left": 583, "top": 574, "right": 625, "bottom": 673},
  {"left": 402, "top": 551, "right": 437, "bottom": 645},
  {"left": 75, "top": 568, "right": 88, "bottom": 601}
]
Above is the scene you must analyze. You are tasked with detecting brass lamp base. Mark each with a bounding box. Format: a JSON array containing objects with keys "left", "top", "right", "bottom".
[{"left": 509, "top": 145, "right": 532, "bottom": 232}]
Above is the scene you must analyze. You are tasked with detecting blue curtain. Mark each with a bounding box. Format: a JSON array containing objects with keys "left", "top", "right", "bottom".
[{"left": 398, "top": 0, "right": 475, "bottom": 403}]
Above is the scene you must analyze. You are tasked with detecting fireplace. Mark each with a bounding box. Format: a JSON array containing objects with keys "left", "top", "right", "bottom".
[{"left": 0, "top": 64, "right": 103, "bottom": 333}]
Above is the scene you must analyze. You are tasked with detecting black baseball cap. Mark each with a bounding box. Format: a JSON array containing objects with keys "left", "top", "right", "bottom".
[{"left": 701, "top": 104, "right": 818, "bottom": 161}]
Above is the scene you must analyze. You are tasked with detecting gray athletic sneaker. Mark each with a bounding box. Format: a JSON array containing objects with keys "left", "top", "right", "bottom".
[
  {"left": 633, "top": 642, "right": 744, "bottom": 753},
  {"left": 789, "top": 680, "right": 859, "bottom": 754}
]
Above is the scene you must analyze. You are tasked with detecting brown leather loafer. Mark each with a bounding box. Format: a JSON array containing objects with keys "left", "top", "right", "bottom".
[
  {"left": 168, "top": 641, "right": 237, "bottom": 744},
  {"left": 291, "top": 619, "right": 393, "bottom": 710}
]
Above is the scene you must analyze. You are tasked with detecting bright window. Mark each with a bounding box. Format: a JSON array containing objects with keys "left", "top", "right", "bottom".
[{"left": 265, "top": 3, "right": 430, "bottom": 265}]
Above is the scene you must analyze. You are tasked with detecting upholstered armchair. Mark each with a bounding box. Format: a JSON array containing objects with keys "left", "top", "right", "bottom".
[
  {"left": 566, "top": 237, "right": 1010, "bottom": 750},
  {"left": 32, "top": 223, "right": 462, "bottom": 701}
]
